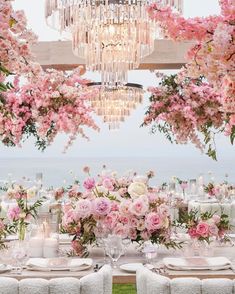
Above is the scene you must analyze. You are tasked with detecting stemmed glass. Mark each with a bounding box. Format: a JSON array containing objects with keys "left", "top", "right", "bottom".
[
  {"left": 95, "top": 222, "right": 109, "bottom": 263},
  {"left": 122, "top": 237, "right": 131, "bottom": 255},
  {"left": 105, "top": 235, "right": 123, "bottom": 268},
  {"left": 142, "top": 243, "right": 157, "bottom": 266},
  {"left": 11, "top": 241, "right": 28, "bottom": 274}
]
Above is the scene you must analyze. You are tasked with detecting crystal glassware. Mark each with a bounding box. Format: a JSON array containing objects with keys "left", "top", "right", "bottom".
[
  {"left": 11, "top": 241, "right": 28, "bottom": 274},
  {"left": 105, "top": 235, "right": 123, "bottom": 268}
]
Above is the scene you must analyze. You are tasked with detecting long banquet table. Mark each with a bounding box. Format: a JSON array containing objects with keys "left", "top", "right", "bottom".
[{"left": 1, "top": 244, "right": 235, "bottom": 283}]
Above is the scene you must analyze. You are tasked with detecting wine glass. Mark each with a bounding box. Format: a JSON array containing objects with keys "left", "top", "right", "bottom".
[
  {"left": 95, "top": 222, "right": 109, "bottom": 263},
  {"left": 142, "top": 243, "right": 157, "bottom": 266},
  {"left": 105, "top": 235, "right": 123, "bottom": 268},
  {"left": 11, "top": 241, "right": 28, "bottom": 274},
  {"left": 122, "top": 237, "right": 131, "bottom": 255}
]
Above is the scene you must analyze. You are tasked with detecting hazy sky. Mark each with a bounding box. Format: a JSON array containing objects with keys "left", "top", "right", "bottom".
[{"left": 1, "top": 0, "right": 232, "bottom": 162}]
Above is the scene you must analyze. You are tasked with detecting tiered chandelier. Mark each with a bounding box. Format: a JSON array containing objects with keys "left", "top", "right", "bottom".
[
  {"left": 45, "top": 0, "right": 183, "bottom": 87},
  {"left": 45, "top": 0, "right": 183, "bottom": 128},
  {"left": 87, "top": 83, "right": 144, "bottom": 129}
]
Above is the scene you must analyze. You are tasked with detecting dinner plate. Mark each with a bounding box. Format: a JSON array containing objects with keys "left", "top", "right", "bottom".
[
  {"left": 0, "top": 264, "right": 12, "bottom": 273},
  {"left": 120, "top": 263, "right": 154, "bottom": 273},
  {"left": 120, "top": 263, "right": 144, "bottom": 273}
]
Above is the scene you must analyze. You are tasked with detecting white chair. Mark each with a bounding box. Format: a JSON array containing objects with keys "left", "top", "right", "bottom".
[
  {"left": 80, "top": 265, "right": 112, "bottom": 294},
  {"left": 0, "top": 265, "right": 112, "bottom": 294},
  {"left": 136, "top": 267, "right": 234, "bottom": 294}
]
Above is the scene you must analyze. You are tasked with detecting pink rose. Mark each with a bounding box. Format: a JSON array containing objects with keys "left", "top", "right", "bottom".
[
  {"left": 83, "top": 178, "right": 95, "bottom": 190},
  {"left": 102, "top": 177, "right": 114, "bottom": 191},
  {"left": 130, "top": 197, "right": 149, "bottom": 216},
  {"left": 62, "top": 209, "right": 74, "bottom": 226},
  {"left": 110, "top": 202, "right": 119, "bottom": 211},
  {"left": 129, "top": 227, "right": 137, "bottom": 240},
  {"left": 114, "top": 223, "right": 128, "bottom": 238},
  {"left": 158, "top": 204, "right": 170, "bottom": 217},
  {"left": 104, "top": 211, "right": 119, "bottom": 229},
  {"left": 7, "top": 205, "right": 20, "bottom": 221},
  {"left": 75, "top": 199, "right": 91, "bottom": 218},
  {"left": 145, "top": 212, "right": 162, "bottom": 231},
  {"left": 209, "top": 224, "right": 219, "bottom": 236},
  {"left": 93, "top": 197, "right": 111, "bottom": 216},
  {"left": 188, "top": 227, "right": 199, "bottom": 239},
  {"left": 119, "top": 200, "right": 131, "bottom": 215},
  {"left": 196, "top": 222, "right": 209, "bottom": 237},
  {"left": 129, "top": 217, "right": 138, "bottom": 227}
]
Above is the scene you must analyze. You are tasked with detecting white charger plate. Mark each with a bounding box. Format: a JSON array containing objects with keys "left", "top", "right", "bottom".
[
  {"left": 120, "top": 263, "right": 154, "bottom": 273},
  {"left": 0, "top": 264, "right": 12, "bottom": 273}
]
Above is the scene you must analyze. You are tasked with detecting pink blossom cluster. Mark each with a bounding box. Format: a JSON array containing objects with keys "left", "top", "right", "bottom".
[
  {"left": 143, "top": 75, "right": 224, "bottom": 155},
  {"left": 1, "top": 68, "right": 99, "bottom": 150},
  {"left": 147, "top": 0, "right": 235, "bottom": 137},
  {"left": 0, "top": 1, "right": 37, "bottom": 80},
  {"left": 188, "top": 214, "right": 226, "bottom": 241},
  {"left": 61, "top": 170, "right": 174, "bottom": 246},
  {"left": 0, "top": 1, "right": 98, "bottom": 151}
]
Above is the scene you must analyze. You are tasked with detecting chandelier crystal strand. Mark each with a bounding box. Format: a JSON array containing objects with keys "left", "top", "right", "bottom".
[
  {"left": 87, "top": 83, "right": 144, "bottom": 129},
  {"left": 45, "top": 0, "right": 183, "bottom": 87}
]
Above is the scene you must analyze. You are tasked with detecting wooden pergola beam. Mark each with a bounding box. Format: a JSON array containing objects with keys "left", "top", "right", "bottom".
[{"left": 33, "top": 40, "right": 194, "bottom": 70}]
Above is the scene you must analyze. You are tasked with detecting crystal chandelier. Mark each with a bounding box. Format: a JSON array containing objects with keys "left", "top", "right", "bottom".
[
  {"left": 45, "top": 0, "right": 183, "bottom": 87},
  {"left": 87, "top": 82, "right": 144, "bottom": 129}
]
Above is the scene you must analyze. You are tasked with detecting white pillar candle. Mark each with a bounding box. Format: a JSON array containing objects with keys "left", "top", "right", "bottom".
[
  {"left": 43, "top": 238, "right": 58, "bottom": 258},
  {"left": 28, "top": 237, "right": 44, "bottom": 257}
]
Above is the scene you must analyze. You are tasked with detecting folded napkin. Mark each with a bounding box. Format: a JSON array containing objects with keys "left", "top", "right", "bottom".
[
  {"left": 26, "top": 258, "right": 93, "bottom": 271},
  {"left": 58, "top": 234, "right": 73, "bottom": 244},
  {"left": 163, "top": 257, "right": 231, "bottom": 271}
]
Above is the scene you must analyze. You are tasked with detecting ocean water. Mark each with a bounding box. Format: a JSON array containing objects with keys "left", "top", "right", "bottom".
[{"left": 0, "top": 157, "right": 234, "bottom": 187}]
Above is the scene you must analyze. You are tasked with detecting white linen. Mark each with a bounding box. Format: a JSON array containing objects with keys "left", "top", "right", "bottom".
[
  {"left": 163, "top": 257, "right": 231, "bottom": 270},
  {"left": 26, "top": 258, "right": 93, "bottom": 271}
]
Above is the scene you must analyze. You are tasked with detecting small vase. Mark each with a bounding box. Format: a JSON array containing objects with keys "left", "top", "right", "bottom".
[
  {"left": 190, "top": 239, "right": 214, "bottom": 257},
  {"left": 18, "top": 220, "right": 26, "bottom": 241}
]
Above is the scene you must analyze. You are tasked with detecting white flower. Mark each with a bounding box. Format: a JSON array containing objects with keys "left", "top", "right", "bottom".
[
  {"left": 27, "top": 186, "right": 37, "bottom": 199},
  {"left": 128, "top": 182, "right": 147, "bottom": 199}
]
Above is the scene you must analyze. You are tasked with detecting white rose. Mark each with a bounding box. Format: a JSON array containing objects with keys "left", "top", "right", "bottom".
[
  {"left": 27, "top": 186, "right": 37, "bottom": 199},
  {"left": 133, "top": 176, "right": 148, "bottom": 184},
  {"left": 128, "top": 182, "right": 147, "bottom": 199}
]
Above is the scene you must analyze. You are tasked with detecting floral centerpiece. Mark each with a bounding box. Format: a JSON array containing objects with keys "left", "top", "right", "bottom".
[
  {"left": 179, "top": 209, "right": 230, "bottom": 244},
  {"left": 61, "top": 167, "right": 181, "bottom": 256},
  {"left": 6, "top": 184, "right": 44, "bottom": 240}
]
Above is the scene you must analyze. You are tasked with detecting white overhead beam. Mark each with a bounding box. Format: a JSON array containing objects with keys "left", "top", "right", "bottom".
[{"left": 33, "top": 40, "right": 194, "bottom": 70}]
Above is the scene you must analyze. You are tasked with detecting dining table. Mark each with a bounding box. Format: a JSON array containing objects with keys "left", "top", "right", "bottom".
[{"left": 1, "top": 242, "right": 235, "bottom": 284}]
